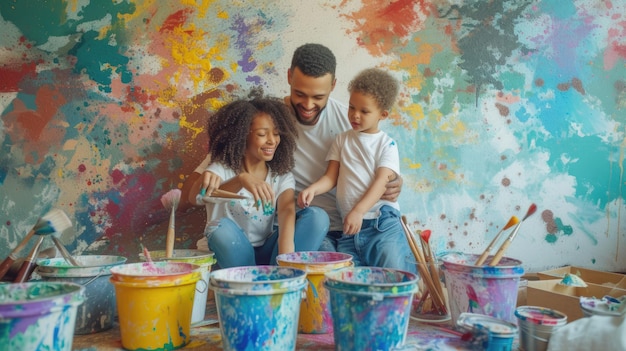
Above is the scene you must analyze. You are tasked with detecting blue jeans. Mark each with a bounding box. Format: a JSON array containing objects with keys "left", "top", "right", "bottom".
[
  {"left": 206, "top": 206, "right": 329, "bottom": 268},
  {"left": 336, "top": 205, "right": 415, "bottom": 273}
]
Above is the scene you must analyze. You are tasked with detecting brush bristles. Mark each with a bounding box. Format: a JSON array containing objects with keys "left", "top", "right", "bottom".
[
  {"left": 161, "top": 189, "right": 182, "bottom": 209},
  {"left": 35, "top": 208, "right": 72, "bottom": 236}
]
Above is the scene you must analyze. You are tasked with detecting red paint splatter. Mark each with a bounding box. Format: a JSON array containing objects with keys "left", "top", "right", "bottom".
[
  {"left": 78, "top": 164, "right": 87, "bottom": 172},
  {"left": 0, "top": 62, "right": 38, "bottom": 92},
  {"left": 495, "top": 102, "right": 509, "bottom": 117},
  {"left": 111, "top": 169, "right": 125, "bottom": 184},
  {"left": 344, "top": 0, "right": 431, "bottom": 56},
  {"left": 160, "top": 9, "right": 194, "bottom": 33}
]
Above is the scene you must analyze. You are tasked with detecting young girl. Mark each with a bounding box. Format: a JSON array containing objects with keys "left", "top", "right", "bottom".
[
  {"left": 200, "top": 96, "right": 326, "bottom": 268},
  {"left": 298, "top": 68, "right": 412, "bottom": 271}
]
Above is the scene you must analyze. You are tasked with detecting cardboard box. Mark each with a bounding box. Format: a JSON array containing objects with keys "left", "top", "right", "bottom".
[
  {"left": 537, "top": 266, "right": 625, "bottom": 286},
  {"left": 526, "top": 279, "right": 626, "bottom": 321}
]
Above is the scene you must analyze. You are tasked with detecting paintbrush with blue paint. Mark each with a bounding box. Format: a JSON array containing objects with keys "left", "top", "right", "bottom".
[{"left": 0, "top": 208, "right": 74, "bottom": 281}]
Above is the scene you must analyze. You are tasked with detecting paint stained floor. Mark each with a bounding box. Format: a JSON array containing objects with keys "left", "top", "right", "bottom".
[{"left": 72, "top": 292, "right": 504, "bottom": 351}]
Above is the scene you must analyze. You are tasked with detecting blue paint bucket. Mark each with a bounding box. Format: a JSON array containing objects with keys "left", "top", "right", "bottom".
[
  {"left": 324, "top": 267, "right": 418, "bottom": 351},
  {"left": 457, "top": 312, "right": 518, "bottom": 351},
  {"left": 0, "top": 282, "right": 84, "bottom": 351},
  {"left": 209, "top": 266, "right": 307, "bottom": 351},
  {"left": 36, "top": 255, "right": 127, "bottom": 334}
]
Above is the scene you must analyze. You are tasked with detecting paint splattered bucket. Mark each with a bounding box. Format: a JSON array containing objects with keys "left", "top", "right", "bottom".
[
  {"left": 140, "top": 249, "right": 215, "bottom": 324},
  {"left": 0, "top": 282, "right": 84, "bottom": 351},
  {"left": 276, "top": 251, "right": 353, "bottom": 334},
  {"left": 515, "top": 306, "right": 567, "bottom": 351},
  {"left": 36, "top": 255, "right": 127, "bottom": 334},
  {"left": 441, "top": 252, "right": 524, "bottom": 323},
  {"left": 456, "top": 312, "right": 518, "bottom": 351},
  {"left": 209, "top": 266, "right": 307, "bottom": 351},
  {"left": 324, "top": 267, "right": 418, "bottom": 351},
  {"left": 110, "top": 262, "right": 201, "bottom": 351}
]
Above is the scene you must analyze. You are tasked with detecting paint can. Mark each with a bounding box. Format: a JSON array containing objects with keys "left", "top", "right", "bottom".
[
  {"left": 515, "top": 305, "right": 567, "bottom": 351},
  {"left": 209, "top": 265, "right": 307, "bottom": 351},
  {"left": 0, "top": 282, "right": 84, "bottom": 351},
  {"left": 441, "top": 252, "right": 524, "bottom": 323},
  {"left": 456, "top": 312, "right": 518, "bottom": 351},
  {"left": 110, "top": 262, "right": 201, "bottom": 351},
  {"left": 139, "top": 249, "right": 214, "bottom": 324},
  {"left": 36, "top": 255, "right": 127, "bottom": 334},
  {"left": 324, "top": 266, "right": 418, "bottom": 351},
  {"left": 276, "top": 251, "right": 353, "bottom": 334}
]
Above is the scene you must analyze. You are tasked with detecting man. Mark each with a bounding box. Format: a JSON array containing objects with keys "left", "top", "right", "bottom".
[{"left": 182, "top": 43, "right": 402, "bottom": 252}]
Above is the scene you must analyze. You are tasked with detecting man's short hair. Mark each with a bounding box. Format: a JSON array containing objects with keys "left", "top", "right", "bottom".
[{"left": 290, "top": 43, "right": 336, "bottom": 79}]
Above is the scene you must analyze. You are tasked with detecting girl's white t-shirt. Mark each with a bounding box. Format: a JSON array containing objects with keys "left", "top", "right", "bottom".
[{"left": 204, "top": 163, "right": 294, "bottom": 246}]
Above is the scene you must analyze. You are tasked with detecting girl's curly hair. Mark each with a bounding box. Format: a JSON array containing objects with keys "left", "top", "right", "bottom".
[{"left": 207, "top": 96, "right": 297, "bottom": 175}]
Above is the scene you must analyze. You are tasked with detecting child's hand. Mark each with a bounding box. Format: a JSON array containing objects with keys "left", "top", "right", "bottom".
[
  {"left": 240, "top": 173, "right": 275, "bottom": 209},
  {"left": 200, "top": 171, "right": 222, "bottom": 196},
  {"left": 297, "top": 189, "right": 315, "bottom": 208},
  {"left": 343, "top": 210, "right": 364, "bottom": 235}
]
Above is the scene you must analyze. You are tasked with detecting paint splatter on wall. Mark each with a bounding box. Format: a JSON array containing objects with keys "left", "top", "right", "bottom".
[{"left": 1, "top": 0, "right": 624, "bottom": 272}]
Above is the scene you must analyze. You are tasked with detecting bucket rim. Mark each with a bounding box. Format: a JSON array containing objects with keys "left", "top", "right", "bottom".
[
  {"left": 0, "top": 281, "right": 85, "bottom": 304},
  {"left": 276, "top": 251, "right": 353, "bottom": 264},
  {"left": 209, "top": 265, "right": 308, "bottom": 284},
  {"left": 36, "top": 255, "right": 128, "bottom": 278},
  {"left": 324, "top": 266, "right": 418, "bottom": 288},
  {"left": 515, "top": 305, "right": 568, "bottom": 326},
  {"left": 110, "top": 261, "right": 201, "bottom": 277},
  {"left": 441, "top": 252, "right": 523, "bottom": 269},
  {"left": 456, "top": 312, "right": 518, "bottom": 337}
]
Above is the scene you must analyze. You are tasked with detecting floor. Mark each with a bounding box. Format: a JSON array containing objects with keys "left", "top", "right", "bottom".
[{"left": 72, "top": 289, "right": 520, "bottom": 351}]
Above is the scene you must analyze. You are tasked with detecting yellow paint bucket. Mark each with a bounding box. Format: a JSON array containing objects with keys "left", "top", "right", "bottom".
[
  {"left": 110, "top": 262, "right": 201, "bottom": 351},
  {"left": 140, "top": 249, "right": 215, "bottom": 324},
  {"left": 276, "top": 251, "right": 353, "bottom": 333}
]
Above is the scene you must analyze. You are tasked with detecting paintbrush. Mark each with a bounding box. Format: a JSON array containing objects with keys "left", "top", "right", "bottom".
[
  {"left": 489, "top": 204, "right": 538, "bottom": 266},
  {"left": 51, "top": 236, "right": 81, "bottom": 266},
  {"left": 400, "top": 217, "right": 447, "bottom": 314},
  {"left": 475, "top": 216, "right": 519, "bottom": 266},
  {"left": 419, "top": 229, "right": 446, "bottom": 311},
  {"left": 0, "top": 208, "right": 73, "bottom": 281},
  {"left": 161, "top": 189, "right": 181, "bottom": 258}
]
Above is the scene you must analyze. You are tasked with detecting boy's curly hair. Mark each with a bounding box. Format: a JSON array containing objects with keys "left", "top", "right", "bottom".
[
  {"left": 348, "top": 68, "right": 399, "bottom": 111},
  {"left": 207, "top": 96, "right": 297, "bottom": 175},
  {"left": 291, "top": 43, "right": 336, "bottom": 79}
]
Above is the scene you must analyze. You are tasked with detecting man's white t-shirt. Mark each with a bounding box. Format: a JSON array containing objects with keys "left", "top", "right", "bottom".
[
  {"left": 203, "top": 163, "right": 294, "bottom": 246},
  {"left": 327, "top": 129, "right": 401, "bottom": 219},
  {"left": 292, "top": 97, "right": 351, "bottom": 231}
]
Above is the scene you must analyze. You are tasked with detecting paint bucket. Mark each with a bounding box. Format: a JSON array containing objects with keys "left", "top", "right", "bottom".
[
  {"left": 441, "top": 252, "right": 524, "bottom": 323},
  {"left": 276, "top": 251, "right": 353, "bottom": 334},
  {"left": 456, "top": 312, "right": 518, "bottom": 351},
  {"left": 0, "top": 282, "right": 84, "bottom": 351},
  {"left": 515, "top": 306, "right": 567, "bottom": 351},
  {"left": 35, "top": 255, "right": 127, "bottom": 334},
  {"left": 140, "top": 249, "right": 215, "bottom": 324},
  {"left": 209, "top": 265, "right": 307, "bottom": 351},
  {"left": 110, "top": 262, "right": 201, "bottom": 351},
  {"left": 324, "top": 266, "right": 418, "bottom": 351}
]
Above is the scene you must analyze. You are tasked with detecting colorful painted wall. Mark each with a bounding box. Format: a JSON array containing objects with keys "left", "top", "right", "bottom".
[{"left": 1, "top": 0, "right": 624, "bottom": 272}]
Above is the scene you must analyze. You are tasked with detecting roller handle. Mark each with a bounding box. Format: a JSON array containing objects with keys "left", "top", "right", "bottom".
[{"left": 14, "top": 236, "right": 45, "bottom": 283}]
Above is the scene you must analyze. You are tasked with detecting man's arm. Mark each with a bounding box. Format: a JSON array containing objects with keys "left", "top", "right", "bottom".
[{"left": 381, "top": 173, "right": 403, "bottom": 202}]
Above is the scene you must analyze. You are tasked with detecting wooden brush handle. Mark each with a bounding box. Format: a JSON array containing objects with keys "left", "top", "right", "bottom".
[
  {"left": 0, "top": 229, "right": 36, "bottom": 280},
  {"left": 14, "top": 236, "right": 45, "bottom": 283},
  {"left": 52, "top": 237, "right": 80, "bottom": 266},
  {"left": 165, "top": 207, "right": 175, "bottom": 258}
]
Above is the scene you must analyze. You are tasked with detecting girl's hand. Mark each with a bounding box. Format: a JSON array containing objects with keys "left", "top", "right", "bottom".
[
  {"left": 343, "top": 210, "right": 364, "bottom": 235},
  {"left": 200, "top": 171, "right": 222, "bottom": 197},
  {"left": 297, "top": 188, "right": 315, "bottom": 208},
  {"left": 239, "top": 173, "right": 275, "bottom": 209}
]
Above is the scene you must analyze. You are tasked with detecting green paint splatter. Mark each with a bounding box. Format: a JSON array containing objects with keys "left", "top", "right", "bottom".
[{"left": 545, "top": 233, "right": 557, "bottom": 243}]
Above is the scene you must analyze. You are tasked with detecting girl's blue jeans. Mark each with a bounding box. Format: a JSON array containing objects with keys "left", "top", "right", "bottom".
[{"left": 206, "top": 206, "right": 329, "bottom": 268}]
